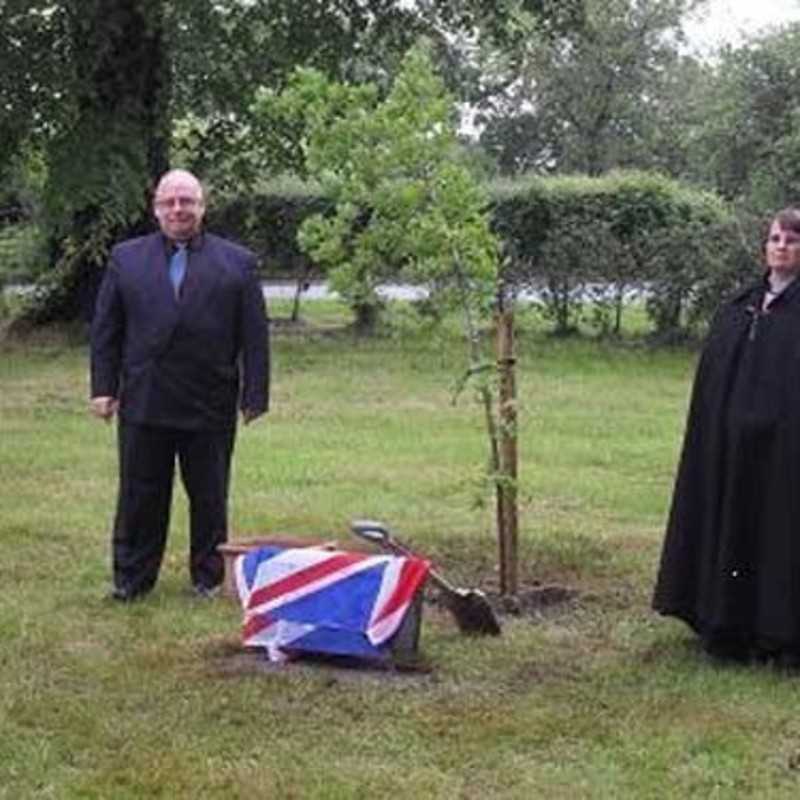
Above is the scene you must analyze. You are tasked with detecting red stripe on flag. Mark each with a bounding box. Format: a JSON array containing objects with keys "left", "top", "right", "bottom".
[
  {"left": 248, "top": 550, "right": 371, "bottom": 610},
  {"left": 243, "top": 613, "right": 273, "bottom": 641},
  {"left": 371, "top": 557, "right": 430, "bottom": 626}
]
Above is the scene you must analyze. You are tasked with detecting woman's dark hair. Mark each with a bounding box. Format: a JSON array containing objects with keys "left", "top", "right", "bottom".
[{"left": 773, "top": 207, "right": 800, "bottom": 233}]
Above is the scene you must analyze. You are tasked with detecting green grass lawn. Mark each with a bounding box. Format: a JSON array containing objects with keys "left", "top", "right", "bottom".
[{"left": 3, "top": 300, "right": 800, "bottom": 799}]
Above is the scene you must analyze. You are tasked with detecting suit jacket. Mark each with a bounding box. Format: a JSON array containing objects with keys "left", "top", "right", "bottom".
[{"left": 91, "top": 231, "right": 269, "bottom": 430}]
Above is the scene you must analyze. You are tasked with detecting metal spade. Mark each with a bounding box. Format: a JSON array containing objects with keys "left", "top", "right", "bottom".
[{"left": 351, "top": 519, "right": 501, "bottom": 636}]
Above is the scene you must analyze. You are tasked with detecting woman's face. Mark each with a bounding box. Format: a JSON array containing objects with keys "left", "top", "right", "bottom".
[{"left": 766, "top": 220, "right": 800, "bottom": 275}]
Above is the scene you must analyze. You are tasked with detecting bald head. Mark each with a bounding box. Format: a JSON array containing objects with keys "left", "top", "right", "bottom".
[{"left": 153, "top": 169, "right": 206, "bottom": 242}]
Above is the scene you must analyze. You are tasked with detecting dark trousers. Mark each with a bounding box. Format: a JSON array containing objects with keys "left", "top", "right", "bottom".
[{"left": 112, "top": 421, "right": 236, "bottom": 596}]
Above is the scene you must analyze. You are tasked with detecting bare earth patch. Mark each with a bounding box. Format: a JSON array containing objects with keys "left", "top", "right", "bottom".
[
  {"left": 204, "top": 580, "right": 580, "bottom": 684},
  {"left": 490, "top": 583, "right": 579, "bottom": 617},
  {"left": 203, "top": 635, "right": 438, "bottom": 684}
]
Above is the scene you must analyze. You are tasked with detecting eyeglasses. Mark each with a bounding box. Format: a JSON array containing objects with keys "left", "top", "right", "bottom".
[{"left": 154, "top": 196, "right": 201, "bottom": 210}]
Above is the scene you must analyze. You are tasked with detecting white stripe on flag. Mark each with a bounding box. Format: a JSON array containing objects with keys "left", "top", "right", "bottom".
[
  {"left": 247, "top": 551, "right": 392, "bottom": 617},
  {"left": 367, "top": 604, "right": 410, "bottom": 645},
  {"left": 245, "top": 618, "right": 316, "bottom": 663}
]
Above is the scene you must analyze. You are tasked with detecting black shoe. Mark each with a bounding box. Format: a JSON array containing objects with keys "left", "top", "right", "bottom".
[
  {"left": 192, "top": 584, "right": 221, "bottom": 599},
  {"left": 107, "top": 586, "right": 140, "bottom": 603}
]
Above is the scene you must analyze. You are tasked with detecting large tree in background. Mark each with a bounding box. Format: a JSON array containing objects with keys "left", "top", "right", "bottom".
[
  {"left": 1, "top": 0, "right": 589, "bottom": 328},
  {"left": 1, "top": 1, "right": 452, "bottom": 326},
  {"left": 1, "top": 2, "right": 65, "bottom": 170},
  {"left": 476, "top": 0, "right": 705, "bottom": 176},
  {"left": 168, "top": 0, "right": 445, "bottom": 190},
  {"left": 2, "top": 0, "right": 169, "bottom": 325},
  {"left": 686, "top": 24, "right": 800, "bottom": 212}
]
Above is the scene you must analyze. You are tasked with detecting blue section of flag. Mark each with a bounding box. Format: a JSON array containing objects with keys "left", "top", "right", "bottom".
[
  {"left": 288, "top": 627, "right": 386, "bottom": 659},
  {"left": 273, "top": 566, "right": 384, "bottom": 630}
]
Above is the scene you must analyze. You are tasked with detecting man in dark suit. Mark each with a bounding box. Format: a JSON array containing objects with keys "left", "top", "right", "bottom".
[{"left": 90, "top": 169, "right": 269, "bottom": 601}]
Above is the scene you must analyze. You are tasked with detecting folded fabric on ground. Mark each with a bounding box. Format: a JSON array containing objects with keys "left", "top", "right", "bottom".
[{"left": 235, "top": 545, "right": 430, "bottom": 662}]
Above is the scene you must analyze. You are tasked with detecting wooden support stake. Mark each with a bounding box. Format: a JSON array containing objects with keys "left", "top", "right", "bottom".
[{"left": 496, "top": 307, "right": 519, "bottom": 596}]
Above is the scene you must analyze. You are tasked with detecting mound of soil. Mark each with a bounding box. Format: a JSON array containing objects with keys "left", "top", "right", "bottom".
[
  {"left": 426, "top": 581, "right": 579, "bottom": 620},
  {"left": 493, "top": 584, "right": 579, "bottom": 617}
]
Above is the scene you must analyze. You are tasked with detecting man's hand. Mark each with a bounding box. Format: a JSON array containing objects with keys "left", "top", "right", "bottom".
[{"left": 90, "top": 396, "right": 119, "bottom": 422}]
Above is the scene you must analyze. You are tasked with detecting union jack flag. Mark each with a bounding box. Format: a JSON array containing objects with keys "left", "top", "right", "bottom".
[{"left": 235, "top": 546, "right": 430, "bottom": 662}]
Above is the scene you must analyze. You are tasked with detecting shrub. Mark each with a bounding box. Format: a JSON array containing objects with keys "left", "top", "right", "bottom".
[
  {"left": 489, "top": 171, "right": 738, "bottom": 338},
  {"left": 0, "top": 224, "right": 48, "bottom": 287},
  {"left": 206, "top": 170, "right": 741, "bottom": 339}
]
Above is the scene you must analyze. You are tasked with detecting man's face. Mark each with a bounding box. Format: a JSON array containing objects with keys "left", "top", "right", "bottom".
[{"left": 153, "top": 172, "right": 205, "bottom": 241}]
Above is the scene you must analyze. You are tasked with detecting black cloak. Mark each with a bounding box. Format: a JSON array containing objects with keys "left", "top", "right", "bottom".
[{"left": 653, "top": 275, "right": 800, "bottom": 655}]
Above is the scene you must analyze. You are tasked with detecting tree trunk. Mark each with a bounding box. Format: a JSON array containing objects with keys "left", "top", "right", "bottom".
[
  {"left": 614, "top": 282, "right": 624, "bottom": 336},
  {"left": 352, "top": 299, "right": 382, "bottom": 335},
  {"left": 15, "top": 0, "right": 170, "bottom": 328}
]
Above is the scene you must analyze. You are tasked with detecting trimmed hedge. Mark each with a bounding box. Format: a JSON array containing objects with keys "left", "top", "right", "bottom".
[
  {"left": 209, "top": 170, "right": 750, "bottom": 337},
  {"left": 205, "top": 178, "right": 332, "bottom": 281},
  {"left": 489, "top": 171, "right": 744, "bottom": 338}
]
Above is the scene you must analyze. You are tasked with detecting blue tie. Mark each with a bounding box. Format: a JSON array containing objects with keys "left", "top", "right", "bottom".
[{"left": 169, "top": 245, "right": 187, "bottom": 298}]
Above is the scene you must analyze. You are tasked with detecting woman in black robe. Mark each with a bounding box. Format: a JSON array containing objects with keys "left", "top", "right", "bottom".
[{"left": 653, "top": 207, "right": 800, "bottom": 663}]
